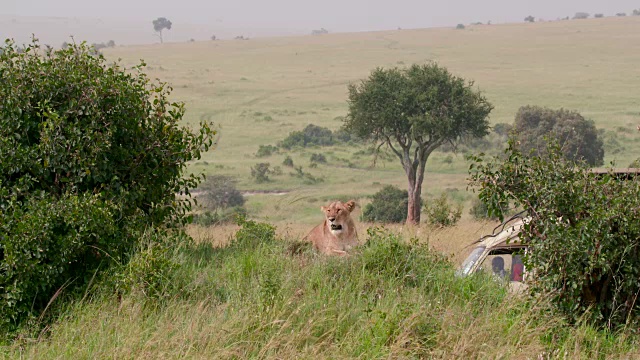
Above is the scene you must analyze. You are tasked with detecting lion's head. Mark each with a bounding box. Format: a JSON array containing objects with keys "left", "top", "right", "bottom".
[{"left": 322, "top": 200, "right": 356, "bottom": 233}]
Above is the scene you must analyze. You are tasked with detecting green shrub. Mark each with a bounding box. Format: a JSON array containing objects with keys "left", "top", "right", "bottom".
[
  {"left": 513, "top": 105, "right": 604, "bottom": 166},
  {"left": 362, "top": 227, "right": 450, "bottom": 286},
  {"left": 282, "top": 155, "right": 294, "bottom": 167},
  {"left": 361, "top": 185, "right": 408, "bottom": 223},
  {"left": 492, "top": 122, "right": 513, "bottom": 136},
  {"left": 255, "top": 144, "right": 278, "bottom": 157},
  {"left": 250, "top": 163, "right": 272, "bottom": 183},
  {"left": 231, "top": 216, "right": 276, "bottom": 249},
  {"left": 280, "top": 124, "right": 334, "bottom": 149},
  {"left": 470, "top": 139, "right": 640, "bottom": 328},
  {"left": 197, "top": 175, "right": 245, "bottom": 211},
  {"left": 112, "top": 230, "right": 182, "bottom": 301},
  {"left": 310, "top": 153, "right": 327, "bottom": 164},
  {"left": 424, "top": 193, "right": 462, "bottom": 227},
  {"left": 0, "top": 40, "right": 213, "bottom": 334}
]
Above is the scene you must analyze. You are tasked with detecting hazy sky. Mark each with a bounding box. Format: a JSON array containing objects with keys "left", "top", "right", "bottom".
[{"left": 3, "top": 0, "right": 640, "bottom": 43}]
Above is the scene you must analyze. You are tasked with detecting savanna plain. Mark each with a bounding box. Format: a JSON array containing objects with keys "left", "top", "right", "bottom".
[{"left": 6, "top": 16, "right": 640, "bottom": 359}]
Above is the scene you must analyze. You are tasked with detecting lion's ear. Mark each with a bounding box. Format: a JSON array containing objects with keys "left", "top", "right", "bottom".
[{"left": 345, "top": 200, "right": 356, "bottom": 212}]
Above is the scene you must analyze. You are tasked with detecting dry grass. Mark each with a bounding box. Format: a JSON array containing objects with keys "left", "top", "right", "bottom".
[
  {"left": 188, "top": 217, "right": 497, "bottom": 266},
  {"left": 8, "top": 219, "right": 640, "bottom": 359}
]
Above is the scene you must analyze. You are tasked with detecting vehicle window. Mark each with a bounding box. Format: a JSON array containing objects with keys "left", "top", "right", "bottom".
[
  {"left": 458, "top": 246, "right": 486, "bottom": 276},
  {"left": 478, "top": 249, "right": 525, "bottom": 282}
]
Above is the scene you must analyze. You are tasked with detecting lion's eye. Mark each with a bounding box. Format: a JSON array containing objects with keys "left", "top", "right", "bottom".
[{"left": 337, "top": 209, "right": 342, "bottom": 213}]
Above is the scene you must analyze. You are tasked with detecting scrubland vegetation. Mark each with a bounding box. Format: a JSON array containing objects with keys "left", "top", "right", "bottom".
[
  {"left": 5, "top": 221, "right": 640, "bottom": 359},
  {"left": 3, "top": 15, "right": 640, "bottom": 358}
]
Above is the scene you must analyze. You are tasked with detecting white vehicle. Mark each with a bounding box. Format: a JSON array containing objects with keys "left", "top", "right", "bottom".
[{"left": 458, "top": 215, "right": 528, "bottom": 290}]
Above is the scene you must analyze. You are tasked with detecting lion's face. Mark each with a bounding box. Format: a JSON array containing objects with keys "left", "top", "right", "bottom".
[{"left": 321, "top": 200, "right": 356, "bottom": 233}]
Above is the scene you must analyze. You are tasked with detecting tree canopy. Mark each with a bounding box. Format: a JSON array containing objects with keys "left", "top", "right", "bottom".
[
  {"left": 152, "top": 17, "right": 173, "bottom": 43},
  {"left": 345, "top": 63, "right": 493, "bottom": 224},
  {"left": 0, "top": 39, "right": 214, "bottom": 333},
  {"left": 512, "top": 105, "right": 604, "bottom": 166}
]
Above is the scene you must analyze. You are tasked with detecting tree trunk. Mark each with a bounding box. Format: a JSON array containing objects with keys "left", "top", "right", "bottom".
[
  {"left": 404, "top": 162, "right": 421, "bottom": 225},
  {"left": 404, "top": 146, "right": 430, "bottom": 225},
  {"left": 407, "top": 182, "right": 421, "bottom": 225}
]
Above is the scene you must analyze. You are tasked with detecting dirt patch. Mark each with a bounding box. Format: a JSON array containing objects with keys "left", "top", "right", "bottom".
[{"left": 241, "top": 190, "right": 290, "bottom": 196}]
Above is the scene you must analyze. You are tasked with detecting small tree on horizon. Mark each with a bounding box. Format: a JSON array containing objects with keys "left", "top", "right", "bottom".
[
  {"left": 524, "top": 15, "right": 535, "bottom": 22},
  {"left": 345, "top": 63, "right": 493, "bottom": 224},
  {"left": 573, "top": 12, "right": 590, "bottom": 19},
  {"left": 152, "top": 17, "right": 173, "bottom": 43}
]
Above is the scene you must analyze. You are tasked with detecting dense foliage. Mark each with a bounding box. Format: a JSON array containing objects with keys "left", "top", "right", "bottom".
[
  {"left": 0, "top": 39, "right": 214, "bottom": 333},
  {"left": 345, "top": 63, "right": 492, "bottom": 224},
  {"left": 424, "top": 193, "right": 462, "bottom": 227},
  {"left": 361, "top": 185, "right": 408, "bottom": 223},
  {"left": 279, "top": 124, "right": 336, "bottom": 149},
  {"left": 512, "top": 105, "right": 604, "bottom": 166},
  {"left": 197, "top": 175, "right": 245, "bottom": 211},
  {"left": 193, "top": 175, "right": 246, "bottom": 226},
  {"left": 470, "top": 140, "right": 640, "bottom": 328}
]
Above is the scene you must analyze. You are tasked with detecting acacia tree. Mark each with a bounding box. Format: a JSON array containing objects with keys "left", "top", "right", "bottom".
[
  {"left": 153, "top": 17, "right": 173, "bottom": 43},
  {"left": 345, "top": 63, "right": 493, "bottom": 224}
]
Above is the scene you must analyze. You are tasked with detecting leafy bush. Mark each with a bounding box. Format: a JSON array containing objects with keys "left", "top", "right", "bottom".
[
  {"left": 424, "top": 193, "right": 462, "bottom": 227},
  {"left": 231, "top": 216, "right": 276, "bottom": 249},
  {"left": 310, "top": 153, "right": 327, "bottom": 164},
  {"left": 361, "top": 185, "right": 408, "bottom": 223},
  {"left": 112, "top": 230, "right": 183, "bottom": 301},
  {"left": 470, "top": 139, "right": 640, "bottom": 328},
  {"left": 282, "top": 155, "right": 294, "bottom": 167},
  {"left": 362, "top": 227, "right": 450, "bottom": 286},
  {"left": 594, "top": 13, "right": 604, "bottom": 18},
  {"left": 255, "top": 144, "right": 278, "bottom": 157},
  {"left": 0, "top": 40, "right": 213, "bottom": 334},
  {"left": 513, "top": 105, "right": 604, "bottom": 166},
  {"left": 456, "top": 24, "right": 465, "bottom": 29},
  {"left": 197, "top": 175, "right": 245, "bottom": 210},
  {"left": 492, "top": 122, "right": 513, "bottom": 137},
  {"left": 251, "top": 163, "right": 272, "bottom": 183},
  {"left": 279, "top": 124, "right": 334, "bottom": 149}
]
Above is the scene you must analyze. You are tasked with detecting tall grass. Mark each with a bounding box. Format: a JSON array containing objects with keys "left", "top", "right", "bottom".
[{"left": 5, "top": 220, "right": 639, "bottom": 359}]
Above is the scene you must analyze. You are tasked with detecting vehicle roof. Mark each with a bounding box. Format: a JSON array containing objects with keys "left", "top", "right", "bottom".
[
  {"left": 475, "top": 217, "right": 527, "bottom": 249},
  {"left": 590, "top": 168, "right": 640, "bottom": 180}
]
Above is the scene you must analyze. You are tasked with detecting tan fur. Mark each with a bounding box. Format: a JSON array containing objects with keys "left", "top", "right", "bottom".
[{"left": 305, "top": 200, "right": 358, "bottom": 256}]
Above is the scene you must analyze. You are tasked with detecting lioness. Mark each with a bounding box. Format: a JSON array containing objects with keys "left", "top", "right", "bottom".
[{"left": 305, "top": 200, "right": 358, "bottom": 255}]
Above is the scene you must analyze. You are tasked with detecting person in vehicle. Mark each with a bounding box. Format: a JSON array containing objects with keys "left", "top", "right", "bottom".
[{"left": 491, "top": 256, "right": 506, "bottom": 278}]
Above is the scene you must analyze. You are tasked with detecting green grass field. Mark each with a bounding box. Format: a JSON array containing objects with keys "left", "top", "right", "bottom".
[
  {"left": 6, "top": 221, "right": 640, "bottom": 359},
  {"left": 5, "top": 17, "right": 640, "bottom": 358},
  {"left": 103, "top": 16, "right": 640, "bottom": 224}
]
